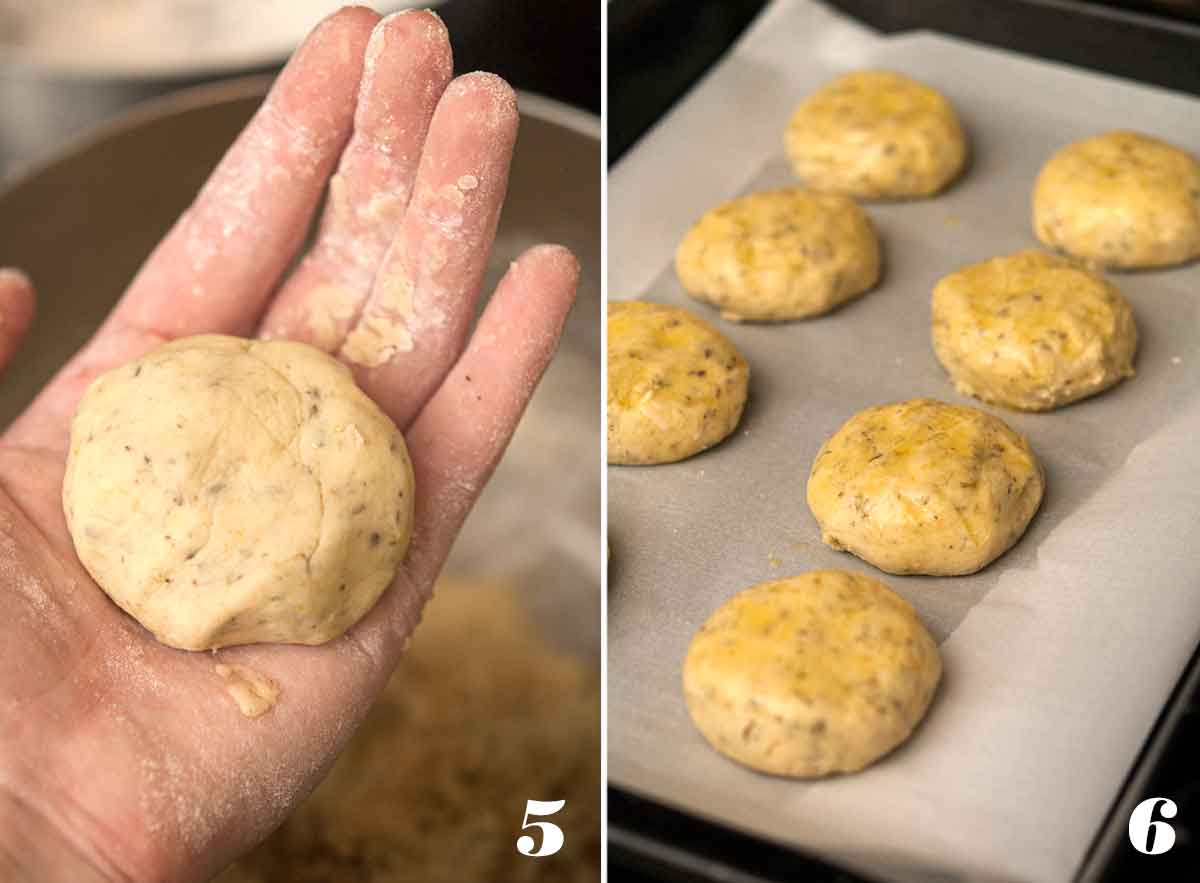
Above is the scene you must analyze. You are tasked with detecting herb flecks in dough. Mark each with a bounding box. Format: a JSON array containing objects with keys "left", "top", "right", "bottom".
[
  {"left": 683, "top": 570, "right": 941, "bottom": 778},
  {"left": 676, "top": 188, "right": 880, "bottom": 322},
  {"left": 63, "top": 334, "right": 416, "bottom": 651},
  {"left": 807, "top": 398, "right": 1044, "bottom": 576},
  {"left": 1033, "top": 131, "right": 1200, "bottom": 269},
  {"left": 785, "top": 70, "right": 967, "bottom": 200},
  {"left": 932, "top": 250, "right": 1137, "bottom": 411},
  {"left": 607, "top": 301, "right": 748, "bottom": 465}
]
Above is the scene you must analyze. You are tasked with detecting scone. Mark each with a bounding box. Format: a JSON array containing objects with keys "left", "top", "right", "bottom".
[
  {"left": 1033, "top": 131, "right": 1200, "bottom": 269},
  {"left": 932, "top": 250, "right": 1137, "bottom": 411},
  {"left": 807, "top": 399, "right": 1044, "bottom": 576},
  {"left": 784, "top": 70, "right": 967, "bottom": 200},
  {"left": 683, "top": 570, "right": 941, "bottom": 778},
  {"left": 607, "top": 301, "right": 749, "bottom": 465},
  {"left": 675, "top": 188, "right": 880, "bottom": 321}
]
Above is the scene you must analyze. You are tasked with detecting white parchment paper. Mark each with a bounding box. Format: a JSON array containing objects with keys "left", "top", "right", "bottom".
[{"left": 607, "top": 2, "right": 1200, "bottom": 881}]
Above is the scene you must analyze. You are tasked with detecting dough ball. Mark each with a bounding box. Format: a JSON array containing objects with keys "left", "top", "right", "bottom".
[
  {"left": 63, "top": 334, "right": 415, "bottom": 651},
  {"left": 932, "top": 250, "right": 1137, "bottom": 411},
  {"left": 683, "top": 570, "right": 941, "bottom": 778},
  {"left": 1033, "top": 131, "right": 1200, "bottom": 269},
  {"left": 607, "top": 301, "right": 749, "bottom": 465},
  {"left": 807, "top": 399, "right": 1043, "bottom": 576},
  {"left": 784, "top": 70, "right": 967, "bottom": 200},
  {"left": 675, "top": 188, "right": 881, "bottom": 321}
]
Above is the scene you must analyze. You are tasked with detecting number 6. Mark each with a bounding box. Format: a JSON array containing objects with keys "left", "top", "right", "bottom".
[
  {"left": 517, "top": 799, "right": 566, "bottom": 857},
  {"left": 1128, "top": 797, "right": 1177, "bottom": 855}
]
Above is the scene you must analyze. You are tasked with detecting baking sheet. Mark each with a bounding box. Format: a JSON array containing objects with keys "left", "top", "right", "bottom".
[{"left": 607, "top": 2, "right": 1200, "bottom": 881}]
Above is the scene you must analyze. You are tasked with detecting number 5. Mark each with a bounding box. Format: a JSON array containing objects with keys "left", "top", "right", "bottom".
[{"left": 517, "top": 799, "right": 566, "bottom": 857}]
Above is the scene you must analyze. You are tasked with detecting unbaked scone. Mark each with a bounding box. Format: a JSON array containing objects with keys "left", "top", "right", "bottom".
[
  {"left": 683, "top": 570, "right": 941, "bottom": 778},
  {"left": 675, "top": 188, "right": 880, "bottom": 321},
  {"left": 607, "top": 301, "right": 749, "bottom": 465},
  {"left": 63, "top": 334, "right": 415, "bottom": 651},
  {"left": 807, "top": 399, "right": 1043, "bottom": 575},
  {"left": 784, "top": 70, "right": 967, "bottom": 200},
  {"left": 1033, "top": 131, "right": 1200, "bottom": 269},
  {"left": 932, "top": 250, "right": 1137, "bottom": 411}
]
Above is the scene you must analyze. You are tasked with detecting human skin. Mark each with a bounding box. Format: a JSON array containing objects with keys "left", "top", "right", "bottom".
[{"left": 0, "top": 7, "right": 579, "bottom": 882}]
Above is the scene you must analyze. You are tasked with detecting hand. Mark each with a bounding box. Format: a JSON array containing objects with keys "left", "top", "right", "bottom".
[{"left": 0, "top": 8, "right": 579, "bottom": 882}]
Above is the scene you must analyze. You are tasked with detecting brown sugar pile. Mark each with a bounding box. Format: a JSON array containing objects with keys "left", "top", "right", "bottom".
[{"left": 216, "top": 581, "right": 600, "bottom": 883}]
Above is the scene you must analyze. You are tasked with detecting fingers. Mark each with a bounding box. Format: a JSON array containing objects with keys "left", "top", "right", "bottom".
[
  {"left": 339, "top": 72, "right": 520, "bottom": 429},
  {"left": 403, "top": 243, "right": 580, "bottom": 588},
  {"left": 0, "top": 269, "right": 36, "bottom": 378},
  {"left": 261, "top": 10, "right": 454, "bottom": 350},
  {"left": 3, "top": 6, "right": 378, "bottom": 452},
  {"left": 117, "top": 5, "right": 380, "bottom": 338},
  {"left": 343, "top": 244, "right": 579, "bottom": 657}
]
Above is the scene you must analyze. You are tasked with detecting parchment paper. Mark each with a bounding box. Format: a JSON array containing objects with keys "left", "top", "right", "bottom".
[{"left": 607, "top": 2, "right": 1200, "bottom": 881}]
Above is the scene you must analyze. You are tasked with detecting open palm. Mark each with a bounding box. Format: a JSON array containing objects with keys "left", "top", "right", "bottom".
[{"left": 0, "top": 8, "right": 578, "bottom": 882}]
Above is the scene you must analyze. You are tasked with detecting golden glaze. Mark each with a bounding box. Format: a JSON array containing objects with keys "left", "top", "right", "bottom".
[
  {"left": 1033, "top": 131, "right": 1200, "bottom": 269},
  {"left": 607, "top": 301, "right": 749, "bottom": 464},
  {"left": 683, "top": 571, "right": 941, "bottom": 777},
  {"left": 785, "top": 70, "right": 967, "bottom": 199},
  {"left": 932, "top": 250, "right": 1137, "bottom": 410},
  {"left": 807, "top": 399, "right": 1043, "bottom": 575},
  {"left": 675, "top": 187, "right": 880, "bottom": 321}
]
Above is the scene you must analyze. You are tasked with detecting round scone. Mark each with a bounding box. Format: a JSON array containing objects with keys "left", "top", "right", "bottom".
[
  {"left": 807, "top": 399, "right": 1043, "bottom": 576},
  {"left": 932, "top": 250, "right": 1137, "bottom": 411},
  {"left": 784, "top": 70, "right": 967, "bottom": 200},
  {"left": 63, "top": 334, "right": 415, "bottom": 651},
  {"left": 1033, "top": 131, "right": 1200, "bottom": 269},
  {"left": 675, "top": 188, "right": 880, "bottom": 321},
  {"left": 607, "top": 301, "right": 749, "bottom": 465},
  {"left": 683, "top": 571, "right": 941, "bottom": 778}
]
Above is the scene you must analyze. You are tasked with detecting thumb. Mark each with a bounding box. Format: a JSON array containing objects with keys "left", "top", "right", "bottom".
[{"left": 0, "top": 268, "right": 36, "bottom": 375}]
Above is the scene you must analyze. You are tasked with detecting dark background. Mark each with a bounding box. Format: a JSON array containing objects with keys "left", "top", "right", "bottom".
[
  {"left": 609, "top": 0, "right": 1200, "bottom": 166},
  {"left": 0, "top": 0, "right": 600, "bottom": 172},
  {"left": 440, "top": 0, "right": 599, "bottom": 114}
]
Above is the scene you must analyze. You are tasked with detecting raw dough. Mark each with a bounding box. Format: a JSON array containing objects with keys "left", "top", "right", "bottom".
[
  {"left": 214, "top": 662, "right": 280, "bottom": 719},
  {"left": 683, "top": 570, "right": 941, "bottom": 778},
  {"left": 675, "top": 188, "right": 881, "bottom": 321},
  {"left": 932, "top": 250, "right": 1137, "bottom": 411},
  {"left": 607, "top": 301, "right": 749, "bottom": 465},
  {"left": 1033, "top": 131, "right": 1200, "bottom": 269},
  {"left": 63, "top": 334, "right": 415, "bottom": 651},
  {"left": 784, "top": 70, "right": 967, "bottom": 200},
  {"left": 807, "top": 398, "right": 1043, "bottom": 576}
]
